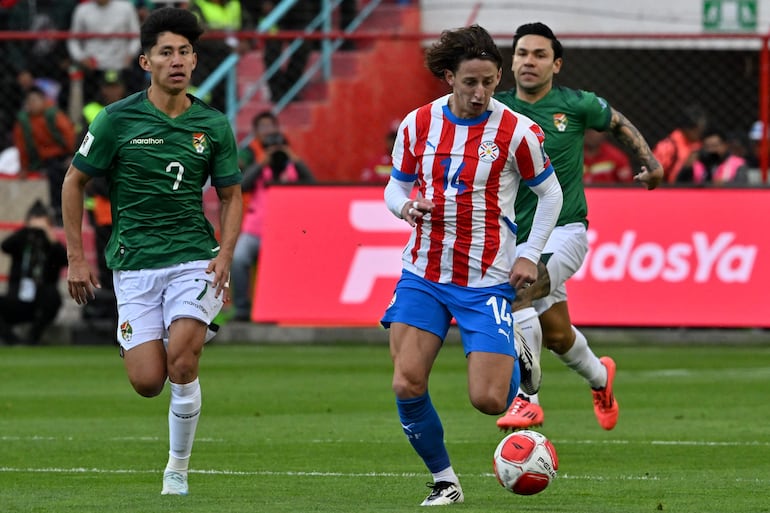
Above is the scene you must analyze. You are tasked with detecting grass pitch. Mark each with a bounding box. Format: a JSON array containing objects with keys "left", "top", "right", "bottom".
[{"left": 1, "top": 340, "right": 769, "bottom": 512}]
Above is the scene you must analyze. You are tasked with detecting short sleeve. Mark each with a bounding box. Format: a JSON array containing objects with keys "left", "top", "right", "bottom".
[
  {"left": 72, "top": 109, "right": 118, "bottom": 177},
  {"left": 583, "top": 91, "right": 613, "bottom": 132},
  {"left": 210, "top": 121, "right": 242, "bottom": 188}
]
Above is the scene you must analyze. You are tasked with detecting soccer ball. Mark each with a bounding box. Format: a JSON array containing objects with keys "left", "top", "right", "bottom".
[{"left": 492, "top": 430, "right": 558, "bottom": 495}]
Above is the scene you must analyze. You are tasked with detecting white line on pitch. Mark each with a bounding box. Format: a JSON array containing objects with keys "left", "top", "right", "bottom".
[
  {"left": 0, "top": 467, "right": 650, "bottom": 481},
  {"left": 1, "top": 467, "right": 768, "bottom": 484},
  {"left": 3, "top": 436, "right": 769, "bottom": 448},
  {"left": 0, "top": 436, "right": 224, "bottom": 442}
]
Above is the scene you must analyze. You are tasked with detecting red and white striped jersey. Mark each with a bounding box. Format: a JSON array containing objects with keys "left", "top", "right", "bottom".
[{"left": 391, "top": 94, "right": 554, "bottom": 287}]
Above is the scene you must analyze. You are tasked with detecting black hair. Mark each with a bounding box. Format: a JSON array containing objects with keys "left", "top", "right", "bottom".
[
  {"left": 425, "top": 24, "right": 502, "bottom": 78},
  {"left": 676, "top": 104, "right": 708, "bottom": 130},
  {"left": 512, "top": 22, "right": 563, "bottom": 60},
  {"left": 140, "top": 7, "right": 204, "bottom": 54},
  {"left": 25, "top": 199, "right": 52, "bottom": 222},
  {"left": 701, "top": 125, "right": 727, "bottom": 141},
  {"left": 252, "top": 110, "right": 278, "bottom": 128},
  {"left": 25, "top": 86, "right": 46, "bottom": 99}
]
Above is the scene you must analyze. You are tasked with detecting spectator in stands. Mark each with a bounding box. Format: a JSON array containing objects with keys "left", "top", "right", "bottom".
[
  {"left": 258, "top": 0, "right": 314, "bottom": 102},
  {"left": 677, "top": 127, "right": 750, "bottom": 186},
  {"left": 652, "top": 104, "right": 708, "bottom": 184},
  {"left": 82, "top": 70, "right": 128, "bottom": 125},
  {"left": 189, "top": 0, "right": 249, "bottom": 44},
  {"left": 127, "top": 2, "right": 193, "bottom": 23},
  {"left": 338, "top": 0, "right": 358, "bottom": 50},
  {"left": 132, "top": 0, "right": 153, "bottom": 21},
  {"left": 0, "top": 0, "right": 78, "bottom": 134},
  {"left": 360, "top": 129, "right": 396, "bottom": 184},
  {"left": 0, "top": 145, "right": 21, "bottom": 177},
  {"left": 12, "top": 86, "right": 77, "bottom": 225},
  {"left": 231, "top": 123, "right": 314, "bottom": 321},
  {"left": 67, "top": 0, "right": 142, "bottom": 104},
  {"left": 725, "top": 129, "right": 749, "bottom": 161},
  {"left": 0, "top": 199, "right": 68, "bottom": 345},
  {"left": 746, "top": 120, "right": 767, "bottom": 172},
  {"left": 583, "top": 129, "right": 633, "bottom": 184},
  {"left": 188, "top": 0, "right": 250, "bottom": 111},
  {"left": 238, "top": 110, "right": 279, "bottom": 170}
]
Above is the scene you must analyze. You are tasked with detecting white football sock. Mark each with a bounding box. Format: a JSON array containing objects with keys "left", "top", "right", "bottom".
[
  {"left": 433, "top": 466, "right": 460, "bottom": 485},
  {"left": 519, "top": 392, "right": 540, "bottom": 405},
  {"left": 515, "top": 307, "right": 543, "bottom": 361},
  {"left": 166, "top": 378, "right": 202, "bottom": 472},
  {"left": 554, "top": 326, "right": 607, "bottom": 389},
  {"left": 515, "top": 307, "right": 542, "bottom": 401}
]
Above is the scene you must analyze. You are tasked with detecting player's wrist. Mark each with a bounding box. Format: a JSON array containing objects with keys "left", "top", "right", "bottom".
[{"left": 398, "top": 199, "right": 412, "bottom": 219}]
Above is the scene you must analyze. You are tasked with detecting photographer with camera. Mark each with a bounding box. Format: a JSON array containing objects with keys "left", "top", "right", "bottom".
[
  {"left": 230, "top": 121, "right": 314, "bottom": 321},
  {"left": 0, "top": 200, "right": 68, "bottom": 345}
]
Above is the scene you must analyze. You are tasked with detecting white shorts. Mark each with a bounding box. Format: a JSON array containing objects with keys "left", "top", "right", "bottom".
[
  {"left": 113, "top": 260, "right": 224, "bottom": 351},
  {"left": 517, "top": 222, "right": 588, "bottom": 314}
]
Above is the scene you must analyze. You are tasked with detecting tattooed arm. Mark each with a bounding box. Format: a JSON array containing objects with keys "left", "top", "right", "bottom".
[{"left": 608, "top": 108, "right": 664, "bottom": 190}]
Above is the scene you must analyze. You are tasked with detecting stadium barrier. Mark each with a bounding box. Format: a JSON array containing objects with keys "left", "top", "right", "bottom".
[{"left": 251, "top": 185, "right": 769, "bottom": 329}]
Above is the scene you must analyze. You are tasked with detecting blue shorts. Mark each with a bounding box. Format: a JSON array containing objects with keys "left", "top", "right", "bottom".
[{"left": 381, "top": 270, "right": 517, "bottom": 357}]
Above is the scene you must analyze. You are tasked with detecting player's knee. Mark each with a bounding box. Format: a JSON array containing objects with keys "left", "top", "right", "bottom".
[
  {"left": 167, "top": 356, "right": 198, "bottom": 384},
  {"left": 126, "top": 361, "right": 166, "bottom": 397},
  {"left": 130, "top": 378, "right": 165, "bottom": 398},
  {"left": 470, "top": 391, "right": 507, "bottom": 415},
  {"left": 392, "top": 373, "right": 427, "bottom": 399},
  {"left": 543, "top": 328, "right": 574, "bottom": 354}
]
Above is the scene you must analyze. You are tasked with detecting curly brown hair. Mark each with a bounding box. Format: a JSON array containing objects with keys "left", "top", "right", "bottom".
[{"left": 425, "top": 24, "right": 502, "bottom": 79}]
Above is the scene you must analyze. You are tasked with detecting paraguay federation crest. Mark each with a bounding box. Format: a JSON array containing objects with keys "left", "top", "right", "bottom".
[{"left": 478, "top": 140, "right": 500, "bottom": 163}]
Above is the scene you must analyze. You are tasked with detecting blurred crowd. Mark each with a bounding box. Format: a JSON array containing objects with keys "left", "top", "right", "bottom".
[
  {"left": 0, "top": 0, "right": 766, "bottom": 340},
  {"left": 0, "top": 0, "right": 766, "bottom": 189},
  {"left": 0, "top": 0, "right": 364, "bottom": 146}
]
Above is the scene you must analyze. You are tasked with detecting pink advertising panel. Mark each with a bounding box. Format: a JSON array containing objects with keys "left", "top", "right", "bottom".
[{"left": 253, "top": 187, "right": 767, "bottom": 328}]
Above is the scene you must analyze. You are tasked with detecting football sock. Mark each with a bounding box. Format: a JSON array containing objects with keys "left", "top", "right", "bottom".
[
  {"left": 518, "top": 392, "right": 540, "bottom": 405},
  {"left": 396, "top": 393, "right": 451, "bottom": 474},
  {"left": 507, "top": 369, "right": 520, "bottom": 408},
  {"left": 515, "top": 307, "right": 543, "bottom": 363},
  {"left": 432, "top": 466, "right": 460, "bottom": 485},
  {"left": 513, "top": 307, "right": 542, "bottom": 403},
  {"left": 166, "top": 378, "right": 202, "bottom": 472},
  {"left": 507, "top": 339, "right": 522, "bottom": 407},
  {"left": 555, "top": 326, "right": 607, "bottom": 389}
]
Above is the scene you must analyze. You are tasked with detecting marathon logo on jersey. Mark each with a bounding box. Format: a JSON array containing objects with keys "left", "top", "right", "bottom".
[
  {"left": 478, "top": 141, "right": 500, "bottom": 163},
  {"left": 553, "top": 113, "right": 568, "bottom": 132},
  {"left": 193, "top": 133, "right": 207, "bottom": 154},
  {"left": 130, "top": 137, "right": 164, "bottom": 145},
  {"left": 120, "top": 320, "right": 133, "bottom": 342}
]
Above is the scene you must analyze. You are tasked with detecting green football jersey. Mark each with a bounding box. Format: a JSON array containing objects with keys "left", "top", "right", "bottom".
[
  {"left": 73, "top": 91, "right": 242, "bottom": 270},
  {"left": 495, "top": 86, "right": 612, "bottom": 243}
]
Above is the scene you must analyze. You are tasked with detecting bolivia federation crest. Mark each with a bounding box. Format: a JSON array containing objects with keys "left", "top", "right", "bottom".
[
  {"left": 553, "top": 113, "right": 568, "bottom": 132},
  {"left": 192, "top": 132, "right": 207, "bottom": 154},
  {"left": 120, "top": 320, "right": 133, "bottom": 342},
  {"left": 478, "top": 140, "right": 500, "bottom": 163}
]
